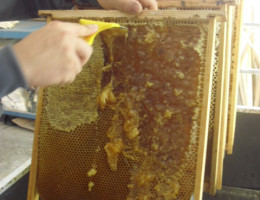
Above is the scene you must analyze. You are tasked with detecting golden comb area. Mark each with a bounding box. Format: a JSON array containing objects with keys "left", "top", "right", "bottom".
[
  {"left": 37, "top": 20, "right": 209, "bottom": 200},
  {"left": 46, "top": 42, "right": 103, "bottom": 132}
]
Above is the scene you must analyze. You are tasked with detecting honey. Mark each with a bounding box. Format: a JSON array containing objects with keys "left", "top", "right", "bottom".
[{"left": 87, "top": 167, "right": 97, "bottom": 177}]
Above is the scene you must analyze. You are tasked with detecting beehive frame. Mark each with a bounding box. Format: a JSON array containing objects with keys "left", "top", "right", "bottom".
[
  {"left": 28, "top": 9, "right": 225, "bottom": 200},
  {"left": 157, "top": 2, "right": 228, "bottom": 196},
  {"left": 157, "top": 1, "right": 243, "bottom": 195}
]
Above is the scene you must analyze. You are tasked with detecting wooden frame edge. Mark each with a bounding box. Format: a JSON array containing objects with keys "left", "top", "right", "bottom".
[
  {"left": 157, "top": 1, "right": 238, "bottom": 8},
  {"left": 38, "top": 9, "right": 226, "bottom": 21},
  {"left": 209, "top": 10, "right": 227, "bottom": 195},
  {"left": 194, "top": 16, "right": 217, "bottom": 200},
  {"left": 227, "top": 0, "right": 244, "bottom": 154},
  {"left": 27, "top": 88, "right": 44, "bottom": 200},
  {"left": 216, "top": 5, "right": 233, "bottom": 190}
]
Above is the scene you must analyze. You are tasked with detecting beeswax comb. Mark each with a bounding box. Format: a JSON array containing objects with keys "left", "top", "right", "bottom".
[{"left": 79, "top": 19, "right": 127, "bottom": 45}]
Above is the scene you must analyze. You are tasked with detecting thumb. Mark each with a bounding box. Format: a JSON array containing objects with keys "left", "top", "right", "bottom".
[
  {"left": 116, "top": 0, "right": 142, "bottom": 14},
  {"left": 139, "top": 0, "right": 158, "bottom": 10},
  {"left": 83, "top": 24, "right": 99, "bottom": 36},
  {"left": 48, "top": 22, "right": 99, "bottom": 36}
]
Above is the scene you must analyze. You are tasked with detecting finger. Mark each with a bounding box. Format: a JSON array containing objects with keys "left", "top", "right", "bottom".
[
  {"left": 115, "top": 0, "right": 142, "bottom": 14},
  {"left": 75, "top": 38, "right": 93, "bottom": 66},
  {"left": 48, "top": 21, "right": 98, "bottom": 37},
  {"left": 66, "top": 75, "right": 76, "bottom": 84},
  {"left": 138, "top": 0, "right": 158, "bottom": 10},
  {"left": 83, "top": 24, "right": 99, "bottom": 36}
]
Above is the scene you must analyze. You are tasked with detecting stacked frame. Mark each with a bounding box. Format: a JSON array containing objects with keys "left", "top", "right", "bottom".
[{"left": 157, "top": 0, "right": 244, "bottom": 195}]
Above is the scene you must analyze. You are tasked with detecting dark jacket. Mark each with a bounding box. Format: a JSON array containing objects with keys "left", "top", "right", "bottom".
[{"left": 0, "top": 0, "right": 100, "bottom": 20}]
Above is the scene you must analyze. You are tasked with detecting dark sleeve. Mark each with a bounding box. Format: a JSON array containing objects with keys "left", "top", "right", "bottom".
[
  {"left": 0, "top": 0, "right": 102, "bottom": 20},
  {"left": 34, "top": 0, "right": 102, "bottom": 10},
  {"left": 75, "top": 0, "right": 102, "bottom": 8},
  {"left": 0, "top": 46, "right": 28, "bottom": 99}
]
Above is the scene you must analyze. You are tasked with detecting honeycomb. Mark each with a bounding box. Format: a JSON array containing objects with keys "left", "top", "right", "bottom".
[
  {"left": 36, "top": 19, "right": 210, "bottom": 200},
  {"left": 45, "top": 37, "right": 103, "bottom": 132}
]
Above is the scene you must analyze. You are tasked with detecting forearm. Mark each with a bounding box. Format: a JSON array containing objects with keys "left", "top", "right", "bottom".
[{"left": 0, "top": 46, "right": 28, "bottom": 99}]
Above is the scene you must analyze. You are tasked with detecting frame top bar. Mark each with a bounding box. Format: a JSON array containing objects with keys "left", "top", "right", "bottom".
[{"left": 39, "top": 9, "right": 226, "bottom": 22}]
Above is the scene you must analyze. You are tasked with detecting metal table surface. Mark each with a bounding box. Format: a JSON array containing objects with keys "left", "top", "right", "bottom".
[
  {"left": 0, "top": 20, "right": 46, "bottom": 39},
  {"left": 0, "top": 122, "right": 33, "bottom": 195}
]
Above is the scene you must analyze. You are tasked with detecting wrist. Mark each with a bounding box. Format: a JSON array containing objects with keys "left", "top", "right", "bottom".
[{"left": 13, "top": 44, "right": 33, "bottom": 87}]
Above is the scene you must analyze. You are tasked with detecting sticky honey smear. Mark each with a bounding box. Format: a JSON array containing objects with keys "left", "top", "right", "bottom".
[
  {"left": 97, "top": 82, "right": 117, "bottom": 110},
  {"left": 104, "top": 138, "right": 124, "bottom": 171},
  {"left": 87, "top": 166, "right": 97, "bottom": 177},
  {"left": 45, "top": 37, "right": 103, "bottom": 132},
  {"left": 88, "top": 181, "right": 95, "bottom": 192}
]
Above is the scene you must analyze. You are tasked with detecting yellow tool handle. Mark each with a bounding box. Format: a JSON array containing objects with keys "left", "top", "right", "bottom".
[{"left": 79, "top": 19, "right": 121, "bottom": 45}]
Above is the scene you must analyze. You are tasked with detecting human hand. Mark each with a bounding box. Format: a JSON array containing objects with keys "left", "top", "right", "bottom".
[
  {"left": 96, "top": 0, "right": 158, "bottom": 14},
  {"left": 13, "top": 21, "right": 98, "bottom": 87}
]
